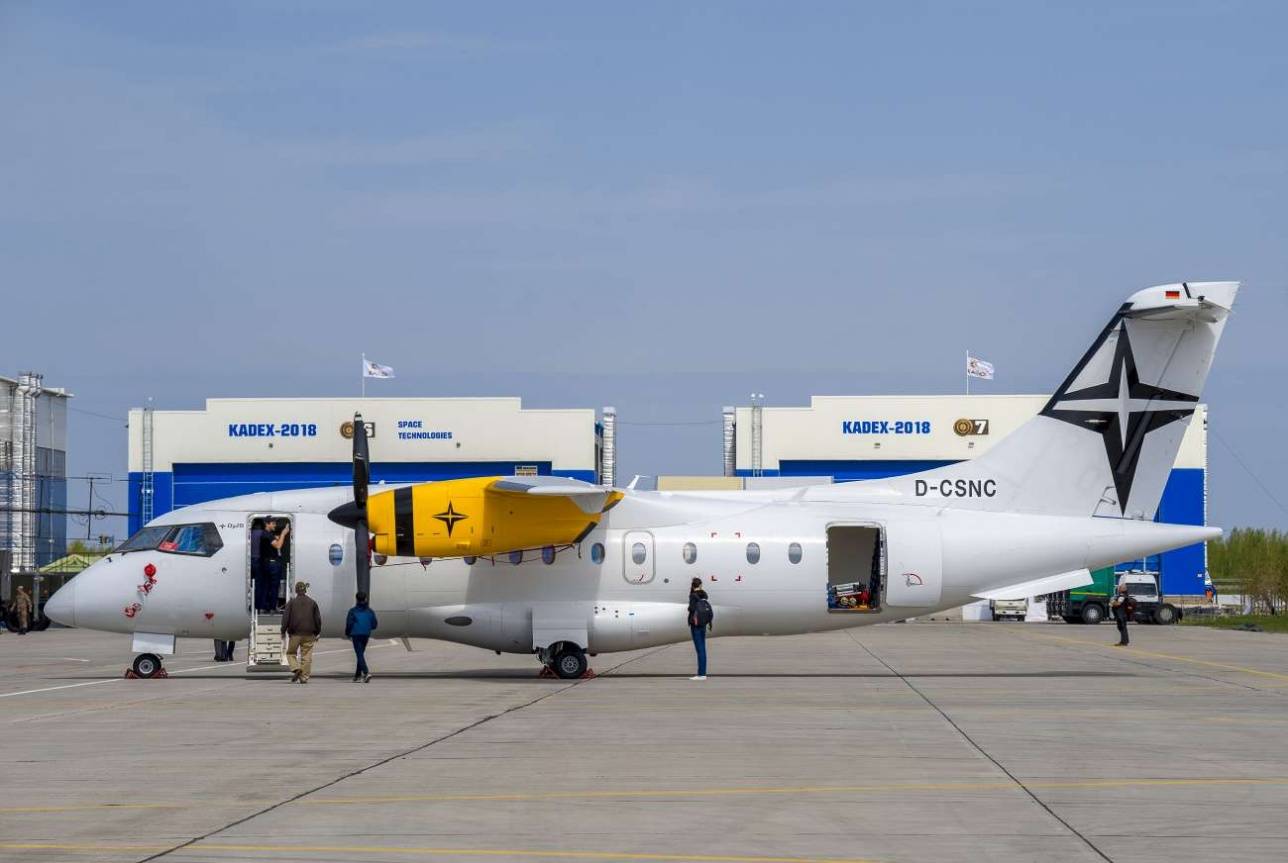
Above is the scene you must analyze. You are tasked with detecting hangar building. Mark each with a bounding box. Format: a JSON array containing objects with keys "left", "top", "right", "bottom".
[
  {"left": 127, "top": 397, "right": 613, "bottom": 534},
  {"left": 723, "top": 395, "right": 1209, "bottom": 596}
]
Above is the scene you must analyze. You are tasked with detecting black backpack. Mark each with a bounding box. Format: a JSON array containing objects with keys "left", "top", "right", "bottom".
[{"left": 693, "top": 597, "right": 714, "bottom": 627}]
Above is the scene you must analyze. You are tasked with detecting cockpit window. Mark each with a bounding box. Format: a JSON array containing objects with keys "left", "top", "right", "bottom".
[
  {"left": 116, "top": 523, "right": 224, "bottom": 557},
  {"left": 115, "top": 526, "right": 172, "bottom": 553}
]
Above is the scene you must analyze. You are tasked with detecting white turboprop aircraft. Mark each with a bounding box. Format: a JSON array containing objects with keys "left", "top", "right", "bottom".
[{"left": 46, "top": 283, "right": 1236, "bottom": 679}]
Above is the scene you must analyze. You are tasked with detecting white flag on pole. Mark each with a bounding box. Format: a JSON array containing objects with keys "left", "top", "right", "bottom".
[
  {"left": 966, "top": 355, "right": 995, "bottom": 380},
  {"left": 362, "top": 357, "right": 395, "bottom": 379}
]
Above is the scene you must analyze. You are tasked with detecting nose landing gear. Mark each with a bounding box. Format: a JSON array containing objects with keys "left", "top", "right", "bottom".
[{"left": 126, "top": 653, "right": 168, "bottom": 679}]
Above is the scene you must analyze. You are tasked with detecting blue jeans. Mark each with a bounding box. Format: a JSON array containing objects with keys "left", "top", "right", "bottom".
[
  {"left": 690, "top": 625, "right": 707, "bottom": 676},
  {"left": 352, "top": 635, "right": 370, "bottom": 676}
]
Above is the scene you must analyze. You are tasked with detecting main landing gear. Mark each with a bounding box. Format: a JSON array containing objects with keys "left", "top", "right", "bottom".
[
  {"left": 126, "top": 653, "right": 168, "bottom": 679},
  {"left": 538, "top": 642, "right": 594, "bottom": 680}
]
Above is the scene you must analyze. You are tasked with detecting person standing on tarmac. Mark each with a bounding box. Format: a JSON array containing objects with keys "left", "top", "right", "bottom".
[
  {"left": 687, "top": 577, "right": 713, "bottom": 680},
  {"left": 1110, "top": 583, "right": 1133, "bottom": 647},
  {"left": 13, "top": 586, "right": 34, "bottom": 635},
  {"left": 344, "top": 592, "right": 378, "bottom": 683},
  {"left": 281, "top": 581, "right": 321, "bottom": 683}
]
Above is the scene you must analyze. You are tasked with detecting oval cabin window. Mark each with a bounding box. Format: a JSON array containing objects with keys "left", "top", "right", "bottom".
[
  {"left": 788, "top": 542, "right": 803, "bottom": 564},
  {"left": 631, "top": 542, "right": 648, "bottom": 565},
  {"left": 591, "top": 543, "right": 605, "bottom": 564},
  {"left": 542, "top": 546, "right": 556, "bottom": 565},
  {"left": 682, "top": 542, "right": 697, "bottom": 564},
  {"left": 746, "top": 542, "right": 761, "bottom": 564},
  {"left": 509, "top": 550, "right": 523, "bottom": 565}
]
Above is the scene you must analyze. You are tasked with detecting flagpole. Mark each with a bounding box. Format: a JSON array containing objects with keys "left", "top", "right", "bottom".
[
  {"left": 966, "top": 350, "right": 970, "bottom": 395},
  {"left": 361, "top": 353, "right": 366, "bottom": 399}
]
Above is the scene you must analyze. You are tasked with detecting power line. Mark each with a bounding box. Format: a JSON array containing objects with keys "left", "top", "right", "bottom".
[
  {"left": 1210, "top": 427, "right": 1288, "bottom": 518},
  {"left": 67, "top": 406, "right": 128, "bottom": 423}
]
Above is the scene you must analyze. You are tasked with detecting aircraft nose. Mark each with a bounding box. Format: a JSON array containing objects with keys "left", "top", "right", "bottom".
[{"left": 45, "top": 577, "right": 76, "bottom": 627}]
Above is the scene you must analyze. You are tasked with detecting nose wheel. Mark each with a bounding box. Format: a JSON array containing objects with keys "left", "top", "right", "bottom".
[{"left": 127, "top": 653, "right": 168, "bottom": 679}]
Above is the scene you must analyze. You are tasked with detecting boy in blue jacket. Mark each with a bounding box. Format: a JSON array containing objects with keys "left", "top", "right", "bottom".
[{"left": 344, "top": 592, "right": 379, "bottom": 683}]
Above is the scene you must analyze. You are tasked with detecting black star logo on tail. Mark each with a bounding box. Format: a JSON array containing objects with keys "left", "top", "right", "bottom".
[
  {"left": 433, "top": 502, "right": 468, "bottom": 537},
  {"left": 1040, "top": 313, "right": 1197, "bottom": 514}
]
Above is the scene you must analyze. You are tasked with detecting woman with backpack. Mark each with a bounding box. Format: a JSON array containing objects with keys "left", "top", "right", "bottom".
[{"left": 688, "top": 577, "right": 713, "bottom": 680}]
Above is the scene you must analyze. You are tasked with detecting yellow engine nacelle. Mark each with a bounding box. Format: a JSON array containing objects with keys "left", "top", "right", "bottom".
[{"left": 366, "top": 476, "right": 615, "bottom": 559}]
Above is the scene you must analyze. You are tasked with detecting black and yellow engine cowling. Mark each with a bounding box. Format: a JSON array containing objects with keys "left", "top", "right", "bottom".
[{"left": 365, "top": 477, "right": 620, "bottom": 559}]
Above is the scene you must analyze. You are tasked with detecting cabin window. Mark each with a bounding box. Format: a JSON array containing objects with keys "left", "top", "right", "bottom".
[
  {"left": 746, "top": 542, "right": 761, "bottom": 565},
  {"left": 591, "top": 543, "right": 605, "bottom": 564},
  {"left": 682, "top": 542, "right": 697, "bottom": 564},
  {"left": 463, "top": 555, "right": 477, "bottom": 565},
  {"left": 542, "top": 546, "right": 556, "bottom": 565},
  {"left": 788, "top": 542, "right": 803, "bottom": 564},
  {"left": 509, "top": 550, "right": 524, "bottom": 565},
  {"left": 631, "top": 542, "right": 648, "bottom": 565}
]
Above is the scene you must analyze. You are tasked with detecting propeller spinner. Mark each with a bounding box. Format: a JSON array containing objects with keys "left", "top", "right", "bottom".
[{"left": 327, "top": 413, "right": 372, "bottom": 597}]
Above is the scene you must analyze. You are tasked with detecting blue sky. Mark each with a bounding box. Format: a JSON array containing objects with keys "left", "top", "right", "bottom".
[{"left": 2, "top": 2, "right": 1285, "bottom": 538}]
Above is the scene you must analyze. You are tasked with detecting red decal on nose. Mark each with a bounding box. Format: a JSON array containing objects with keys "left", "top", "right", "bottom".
[
  {"left": 144, "top": 563, "right": 157, "bottom": 578},
  {"left": 204, "top": 612, "right": 215, "bottom": 620}
]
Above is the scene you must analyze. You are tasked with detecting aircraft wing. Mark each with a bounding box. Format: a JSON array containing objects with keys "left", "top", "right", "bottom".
[{"left": 971, "top": 568, "right": 1093, "bottom": 601}]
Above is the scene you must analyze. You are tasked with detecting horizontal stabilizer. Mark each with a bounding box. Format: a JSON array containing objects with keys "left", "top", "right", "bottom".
[{"left": 972, "top": 568, "right": 1093, "bottom": 601}]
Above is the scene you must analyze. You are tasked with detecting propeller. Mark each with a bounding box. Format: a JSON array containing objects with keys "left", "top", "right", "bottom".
[{"left": 327, "top": 413, "right": 372, "bottom": 597}]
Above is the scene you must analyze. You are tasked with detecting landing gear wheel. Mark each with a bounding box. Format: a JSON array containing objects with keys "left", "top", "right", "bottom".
[
  {"left": 552, "top": 646, "right": 588, "bottom": 680},
  {"left": 1081, "top": 604, "right": 1105, "bottom": 625},
  {"left": 1153, "top": 604, "right": 1178, "bottom": 625},
  {"left": 132, "top": 653, "right": 163, "bottom": 679}
]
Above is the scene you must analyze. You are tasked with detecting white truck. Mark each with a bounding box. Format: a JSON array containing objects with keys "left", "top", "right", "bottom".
[{"left": 989, "top": 597, "right": 1029, "bottom": 622}]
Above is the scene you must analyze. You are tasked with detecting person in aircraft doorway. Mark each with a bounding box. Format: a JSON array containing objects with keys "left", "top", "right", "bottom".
[
  {"left": 251, "top": 518, "right": 269, "bottom": 612},
  {"left": 272, "top": 519, "right": 291, "bottom": 611},
  {"left": 345, "top": 592, "right": 379, "bottom": 683},
  {"left": 688, "top": 577, "right": 713, "bottom": 680},
  {"left": 1110, "top": 583, "right": 1134, "bottom": 647},
  {"left": 282, "top": 581, "right": 321, "bottom": 683}
]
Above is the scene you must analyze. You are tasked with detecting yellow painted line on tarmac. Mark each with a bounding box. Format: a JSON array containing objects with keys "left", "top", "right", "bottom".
[
  {"left": 0, "top": 801, "right": 181, "bottom": 814},
  {"left": 7, "top": 776, "right": 1286, "bottom": 816},
  {"left": 306, "top": 775, "right": 1288, "bottom": 807},
  {"left": 1016, "top": 631, "right": 1288, "bottom": 682},
  {"left": 0, "top": 842, "right": 879, "bottom": 863}
]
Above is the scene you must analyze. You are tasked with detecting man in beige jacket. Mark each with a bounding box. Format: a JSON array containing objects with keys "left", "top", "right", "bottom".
[{"left": 281, "top": 582, "right": 321, "bottom": 683}]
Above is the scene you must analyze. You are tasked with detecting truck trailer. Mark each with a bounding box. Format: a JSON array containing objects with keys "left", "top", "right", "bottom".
[{"left": 1045, "top": 568, "right": 1181, "bottom": 626}]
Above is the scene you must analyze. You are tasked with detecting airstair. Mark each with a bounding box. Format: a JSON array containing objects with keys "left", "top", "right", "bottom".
[{"left": 247, "top": 610, "right": 289, "bottom": 672}]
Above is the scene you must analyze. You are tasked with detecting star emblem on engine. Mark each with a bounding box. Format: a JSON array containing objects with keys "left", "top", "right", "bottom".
[{"left": 434, "top": 502, "right": 468, "bottom": 537}]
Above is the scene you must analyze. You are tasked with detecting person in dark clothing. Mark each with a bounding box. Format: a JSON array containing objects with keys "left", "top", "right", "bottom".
[
  {"left": 213, "top": 639, "right": 236, "bottom": 662},
  {"left": 687, "top": 577, "right": 711, "bottom": 680},
  {"left": 250, "top": 518, "right": 269, "bottom": 612},
  {"left": 256, "top": 518, "right": 290, "bottom": 613},
  {"left": 344, "top": 592, "right": 379, "bottom": 683},
  {"left": 1110, "top": 583, "right": 1132, "bottom": 646},
  {"left": 282, "top": 581, "right": 321, "bottom": 683}
]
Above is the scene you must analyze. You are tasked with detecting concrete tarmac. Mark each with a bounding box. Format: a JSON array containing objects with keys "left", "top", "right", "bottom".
[{"left": 2, "top": 622, "right": 1288, "bottom": 863}]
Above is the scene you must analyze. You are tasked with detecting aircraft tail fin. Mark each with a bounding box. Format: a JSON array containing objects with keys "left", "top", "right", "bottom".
[{"left": 890, "top": 282, "right": 1237, "bottom": 518}]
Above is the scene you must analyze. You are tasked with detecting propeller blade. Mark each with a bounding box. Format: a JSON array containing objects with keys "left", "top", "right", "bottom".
[
  {"left": 353, "top": 413, "right": 370, "bottom": 507},
  {"left": 354, "top": 514, "right": 371, "bottom": 597}
]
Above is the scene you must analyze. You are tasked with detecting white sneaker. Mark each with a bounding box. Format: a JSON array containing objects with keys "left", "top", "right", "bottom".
[{"left": 689, "top": 675, "right": 707, "bottom": 681}]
